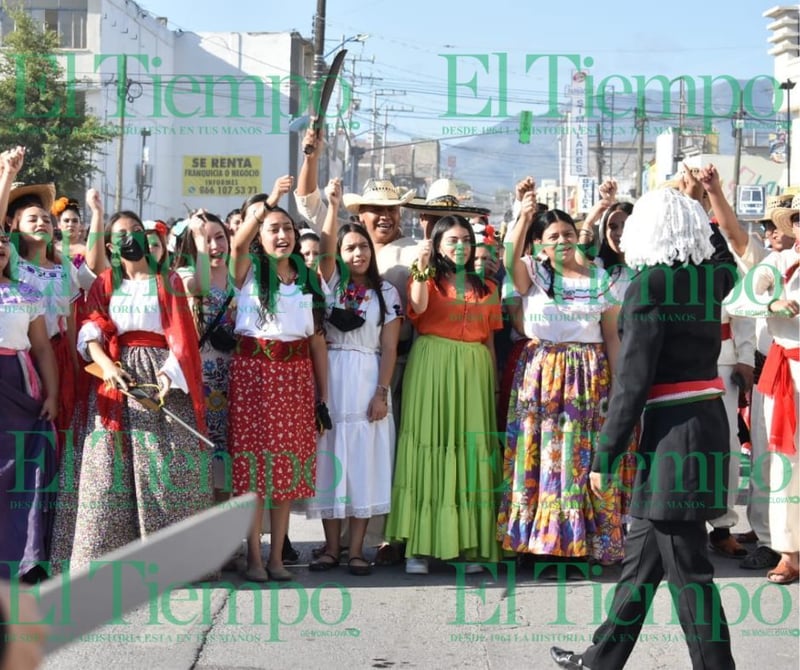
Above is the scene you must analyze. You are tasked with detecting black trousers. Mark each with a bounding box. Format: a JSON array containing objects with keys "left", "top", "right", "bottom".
[{"left": 581, "top": 518, "right": 735, "bottom": 670}]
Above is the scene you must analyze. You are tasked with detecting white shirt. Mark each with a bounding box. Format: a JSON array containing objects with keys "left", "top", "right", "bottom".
[
  {"left": 727, "top": 247, "right": 800, "bottom": 350},
  {"left": 0, "top": 281, "right": 44, "bottom": 350},
  {"left": 294, "top": 187, "right": 326, "bottom": 232},
  {"left": 718, "top": 302, "right": 756, "bottom": 367},
  {"left": 235, "top": 267, "right": 317, "bottom": 341},
  {"left": 77, "top": 278, "right": 188, "bottom": 392},
  {"left": 520, "top": 256, "right": 611, "bottom": 343},
  {"left": 17, "top": 260, "right": 80, "bottom": 339}
]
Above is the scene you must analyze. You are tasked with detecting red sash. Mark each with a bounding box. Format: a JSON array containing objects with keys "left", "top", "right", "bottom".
[{"left": 757, "top": 343, "right": 800, "bottom": 455}]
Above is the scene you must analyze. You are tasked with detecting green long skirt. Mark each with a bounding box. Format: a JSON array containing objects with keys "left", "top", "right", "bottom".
[{"left": 386, "top": 335, "right": 501, "bottom": 562}]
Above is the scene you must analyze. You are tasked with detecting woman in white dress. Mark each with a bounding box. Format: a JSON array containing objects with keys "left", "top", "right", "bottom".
[{"left": 307, "top": 179, "right": 402, "bottom": 576}]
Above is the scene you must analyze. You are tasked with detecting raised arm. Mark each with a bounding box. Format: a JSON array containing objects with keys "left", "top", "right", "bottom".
[
  {"left": 294, "top": 127, "right": 327, "bottom": 231},
  {"left": 0, "top": 146, "right": 25, "bottom": 226},
  {"left": 506, "top": 189, "right": 538, "bottom": 295},
  {"left": 699, "top": 164, "right": 748, "bottom": 257},
  {"left": 319, "top": 178, "right": 342, "bottom": 283},
  {"left": 178, "top": 211, "right": 211, "bottom": 297},
  {"left": 84, "top": 188, "right": 108, "bottom": 275}
]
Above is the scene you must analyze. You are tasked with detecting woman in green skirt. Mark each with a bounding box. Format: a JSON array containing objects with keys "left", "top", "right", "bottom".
[{"left": 386, "top": 215, "right": 503, "bottom": 574}]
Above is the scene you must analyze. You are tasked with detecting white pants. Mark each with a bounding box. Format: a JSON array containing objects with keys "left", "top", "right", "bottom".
[
  {"left": 709, "top": 364, "right": 742, "bottom": 529},
  {"left": 764, "top": 359, "right": 800, "bottom": 554},
  {"left": 746, "top": 387, "right": 772, "bottom": 547}
]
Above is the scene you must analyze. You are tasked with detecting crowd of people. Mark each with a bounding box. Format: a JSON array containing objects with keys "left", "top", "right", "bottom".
[{"left": 0, "top": 131, "right": 798, "bottom": 666}]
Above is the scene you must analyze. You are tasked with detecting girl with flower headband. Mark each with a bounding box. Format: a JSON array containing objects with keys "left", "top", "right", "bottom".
[
  {"left": 386, "top": 214, "right": 503, "bottom": 575},
  {"left": 306, "top": 178, "right": 402, "bottom": 576},
  {"left": 0, "top": 150, "right": 59, "bottom": 584},
  {"left": 52, "top": 196, "right": 85, "bottom": 269},
  {"left": 228, "top": 177, "right": 330, "bottom": 583}
]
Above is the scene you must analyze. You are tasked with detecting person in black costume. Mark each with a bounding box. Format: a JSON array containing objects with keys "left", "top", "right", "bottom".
[{"left": 551, "top": 176, "right": 737, "bottom": 670}]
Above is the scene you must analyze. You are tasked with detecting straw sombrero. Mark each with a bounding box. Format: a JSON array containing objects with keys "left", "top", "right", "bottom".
[
  {"left": 770, "top": 194, "right": 800, "bottom": 238},
  {"left": 405, "top": 178, "right": 491, "bottom": 217},
  {"left": 8, "top": 182, "right": 56, "bottom": 215},
  {"left": 342, "top": 179, "right": 416, "bottom": 214}
]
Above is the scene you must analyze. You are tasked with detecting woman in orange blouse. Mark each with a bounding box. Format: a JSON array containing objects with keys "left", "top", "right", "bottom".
[{"left": 386, "top": 215, "right": 503, "bottom": 575}]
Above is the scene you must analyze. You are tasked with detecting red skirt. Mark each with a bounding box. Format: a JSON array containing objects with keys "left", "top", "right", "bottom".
[
  {"left": 51, "top": 334, "right": 77, "bottom": 461},
  {"left": 228, "top": 345, "right": 317, "bottom": 501},
  {"left": 498, "top": 338, "right": 530, "bottom": 433}
]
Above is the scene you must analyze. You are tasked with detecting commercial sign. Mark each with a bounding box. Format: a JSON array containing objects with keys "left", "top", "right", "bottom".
[{"left": 182, "top": 155, "right": 262, "bottom": 197}]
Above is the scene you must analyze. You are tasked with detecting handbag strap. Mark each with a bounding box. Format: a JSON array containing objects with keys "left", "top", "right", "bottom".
[{"left": 198, "top": 292, "right": 234, "bottom": 348}]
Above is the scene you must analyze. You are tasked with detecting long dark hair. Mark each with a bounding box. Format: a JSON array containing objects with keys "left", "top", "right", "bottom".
[
  {"left": 11, "top": 203, "right": 57, "bottom": 264},
  {"left": 531, "top": 209, "right": 577, "bottom": 299},
  {"left": 243, "top": 196, "right": 325, "bottom": 331},
  {"left": 105, "top": 210, "right": 155, "bottom": 288},
  {"left": 174, "top": 212, "right": 231, "bottom": 328},
  {"left": 597, "top": 201, "right": 633, "bottom": 270},
  {"left": 336, "top": 222, "right": 388, "bottom": 326},
  {"left": 431, "top": 215, "right": 490, "bottom": 298}
]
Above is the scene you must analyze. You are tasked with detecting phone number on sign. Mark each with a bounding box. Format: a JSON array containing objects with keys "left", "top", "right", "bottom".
[{"left": 193, "top": 185, "right": 258, "bottom": 196}]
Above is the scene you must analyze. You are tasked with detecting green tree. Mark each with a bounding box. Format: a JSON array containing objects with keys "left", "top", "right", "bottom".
[{"left": 0, "top": 4, "right": 115, "bottom": 195}]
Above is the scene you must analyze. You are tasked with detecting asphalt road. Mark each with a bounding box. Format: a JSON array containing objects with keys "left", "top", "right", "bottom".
[{"left": 42, "top": 502, "right": 799, "bottom": 670}]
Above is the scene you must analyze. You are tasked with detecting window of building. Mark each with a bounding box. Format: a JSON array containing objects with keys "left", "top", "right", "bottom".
[{"left": 1, "top": 0, "right": 88, "bottom": 50}]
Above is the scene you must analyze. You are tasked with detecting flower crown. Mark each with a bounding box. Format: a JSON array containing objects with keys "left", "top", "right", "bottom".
[{"left": 51, "top": 196, "right": 78, "bottom": 217}]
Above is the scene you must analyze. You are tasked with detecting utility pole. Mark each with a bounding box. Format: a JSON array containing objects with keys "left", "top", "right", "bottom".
[
  {"left": 732, "top": 92, "right": 745, "bottom": 211},
  {"left": 114, "top": 56, "right": 128, "bottom": 213},
  {"left": 379, "top": 103, "right": 413, "bottom": 178},
  {"left": 779, "top": 79, "right": 796, "bottom": 188},
  {"left": 371, "top": 90, "right": 378, "bottom": 178},
  {"left": 137, "top": 128, "right": 151, "bottom": 218},
  {"left": 609, "top": 85, "right": 615, "bottom": 180},
  {"left": 635, "top": 106, "right": 646, "bottom": 198},
  {"left": 312, "top": 0, "right": 327, "bottom": 84}
]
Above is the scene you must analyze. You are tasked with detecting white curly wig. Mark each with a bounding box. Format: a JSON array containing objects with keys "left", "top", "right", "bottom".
[{"left": 620, "top": 188, "right": 715, "bottom": 270}]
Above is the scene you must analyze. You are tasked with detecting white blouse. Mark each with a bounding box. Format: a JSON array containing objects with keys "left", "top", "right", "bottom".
[
  {"left": 324, "top": 268, "right": 402, "bottom": 353},
  {"left": 17, "top": 260, "right": 80, "bottom": 339},
  {"left": 77, "top": 278, "right": 188, "bottom": 392},
  {"left": 235, "top": 267, "right": 318, "bottom": 341},
  {"left": 521, "top": 256, "right": 612, "bottom": 344},
  {"left": 0, "top": 281, "right": 45, "bottom": 350}
]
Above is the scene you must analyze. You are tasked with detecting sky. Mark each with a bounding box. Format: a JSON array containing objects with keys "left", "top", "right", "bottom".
[{"left": 141, "top": 0, "right": 781, "bottom": 176}]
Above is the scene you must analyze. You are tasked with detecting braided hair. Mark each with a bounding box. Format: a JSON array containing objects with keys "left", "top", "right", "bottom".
[{"left": 530, "top": 209, "right": 578, "bottom": 299}]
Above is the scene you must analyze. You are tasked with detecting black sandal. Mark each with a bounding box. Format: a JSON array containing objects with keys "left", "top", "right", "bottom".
[
  {"left": 309, "top": 552, "right": 340, "bottom": 572},
  {"left": 348, "top": 556, "right": 372, "bottom": 576}
]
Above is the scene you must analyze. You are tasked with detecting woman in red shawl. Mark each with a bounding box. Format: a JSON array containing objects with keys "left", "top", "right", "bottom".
[{"left": 50, "top": 210, "right": 212, "bottom": 570}]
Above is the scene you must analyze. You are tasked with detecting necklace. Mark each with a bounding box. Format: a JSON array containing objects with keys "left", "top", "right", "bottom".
[{"left": 277, "top": 269, "right": 297, "bottom": 285}]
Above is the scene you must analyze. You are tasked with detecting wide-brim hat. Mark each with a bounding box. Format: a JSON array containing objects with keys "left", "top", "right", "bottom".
[
  {"left": 8, "top": 182, "right": 56, "bottom": 215},
  {"left": 405, "top": 178, "right": 491, "bottom": 217},
  {"left": 771, "top": 207, "right": 798, "bottom": 238},
  {"left": 342, "top": 179, "right": 416, "bottom": 214}
]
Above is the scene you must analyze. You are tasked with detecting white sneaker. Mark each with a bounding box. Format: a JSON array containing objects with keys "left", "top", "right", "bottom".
[
  {"left": 405, "top": 557, "right": 429, "bottom": 574},
  {"left": 464, "top": 563, "right": 484, "bottom": 574}
]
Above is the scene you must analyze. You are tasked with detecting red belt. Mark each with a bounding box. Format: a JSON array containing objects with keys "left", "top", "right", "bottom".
[
  {"left": 119, "top": 331, "right": 168, "bottom": 348},
  {"left": 721, "top": 323, "right": 732, "bottom": 341},
  {"left": 237, "top": 336, "right": 310, "bottom": 361},
  {"left": 757, "top": 343, "right": 799, "bottom": 455}
]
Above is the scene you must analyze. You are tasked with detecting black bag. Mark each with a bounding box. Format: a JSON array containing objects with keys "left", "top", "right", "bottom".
[
  {"left": 328, "top": 307, "right": 365, "bottom": 332},
  {"left": 199, "top": 293, "right": 236, "bottom": 352}
]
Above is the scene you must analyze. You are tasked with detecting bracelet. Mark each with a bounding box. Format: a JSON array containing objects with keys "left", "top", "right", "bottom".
[
  {"left": 410, "top": 260, "right": 435, "bottom": 282},
  {"left": 376, "top": 384, "right": 390, "bottom": 398},
  {"left": 767, "top": 298, "right": 779, "bottom": 313}
]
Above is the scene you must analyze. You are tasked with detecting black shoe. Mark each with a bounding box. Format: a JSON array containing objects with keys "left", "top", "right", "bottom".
[
  {"left": 550, "top": 646, "right": 587, "bottom": 669},
  {"left": 740, "top": 545, "right": 781, "bottom": 570},
  {"left": 282, "top": 536, "right": 299, "bottom": 564}
]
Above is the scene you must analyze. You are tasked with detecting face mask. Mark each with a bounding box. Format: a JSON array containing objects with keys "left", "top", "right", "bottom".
[{"left": 118, "top": 234, "right": 147, "bottom": 262}]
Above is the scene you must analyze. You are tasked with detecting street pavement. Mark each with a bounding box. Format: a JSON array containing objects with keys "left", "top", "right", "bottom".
[{"left": 42, "top": 501, "right": 799, "bottom": 670}]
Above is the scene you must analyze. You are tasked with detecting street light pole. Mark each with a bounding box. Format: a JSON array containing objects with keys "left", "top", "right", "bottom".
[
  {"left": 780, "top": 79, "right": 795, "bottom": 188},
  {"left": 137, "top": 129, "right": 151, "bottom": 218}
]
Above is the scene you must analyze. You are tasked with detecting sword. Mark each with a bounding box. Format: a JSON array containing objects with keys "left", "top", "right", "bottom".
[
  {"left": 39, "top": 493, "right": 258, "bottom": 653},
  {"left": 84, "top": 362, "right": 216, "bottom": 449},
  {"left": 304, "top": 49, "right": 348, "bottom": 155}
]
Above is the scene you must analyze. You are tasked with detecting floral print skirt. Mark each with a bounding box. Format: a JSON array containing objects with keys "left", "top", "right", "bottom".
[{"left": 497, "top": 340, "right": 636, "bottom": 562}]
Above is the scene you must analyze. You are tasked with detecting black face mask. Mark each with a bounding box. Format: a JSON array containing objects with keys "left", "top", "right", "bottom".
[{"left": 118, "top": 234, "right": 148, "bottom": 262}]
